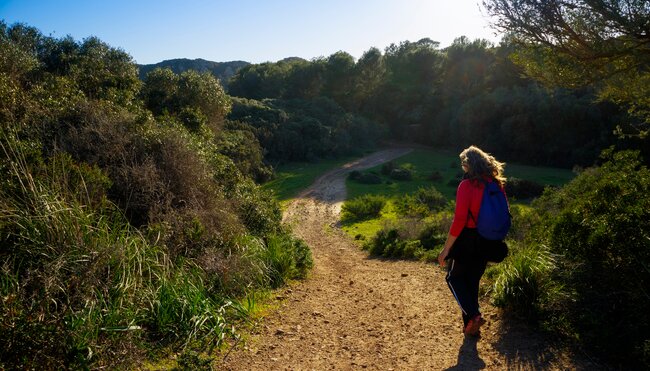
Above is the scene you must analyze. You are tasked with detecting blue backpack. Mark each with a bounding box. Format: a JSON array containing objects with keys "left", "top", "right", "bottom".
[{"left": 470, "top": 180, "right": 511, "bottom": 240}]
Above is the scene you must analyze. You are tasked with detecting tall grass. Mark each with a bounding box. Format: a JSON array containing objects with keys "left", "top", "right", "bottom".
[
  {"left": 485, "top": 243, "right": 559, "bottom": 318},
  {"left": 0, "top": 137, "right": 231, "bottom": 368},
  {"left": 260, "top": 234, "right": 313, "bottom": 287}
]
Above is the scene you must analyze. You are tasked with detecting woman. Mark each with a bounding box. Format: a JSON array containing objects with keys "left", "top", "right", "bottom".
[{"left": 437, "top": 145, "right": 508, "bottom": 336}]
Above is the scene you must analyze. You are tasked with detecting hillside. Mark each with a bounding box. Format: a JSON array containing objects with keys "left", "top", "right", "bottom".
[{"left": 138, "top": 58, "right": 249, "bottom": 84}]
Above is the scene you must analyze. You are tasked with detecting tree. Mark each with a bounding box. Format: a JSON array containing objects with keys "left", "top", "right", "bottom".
[
  {"left": 322, "top": 51, "right": 355, "bottom": 106},
  {"left": 228, "top": 62, "right": 290, "bottom": 99},
  {"left": 441, "top": 36, "right": 495, "bottom": 105},
  {"left": 284, "top": 59, "right": 324, "bottom": 99},
  {"left": 483, "top": 0, "right": 650, "bottom": 135},
  {"left": 351, "top": 47, "right": 386, "bottom": 111},
  {"left": 141, "top": 67, "right": 178, "bottom": 115},
  {"left": 70, "top": 36, "right": 141, "bottom": 105},
  {"left": 373, "top": 39, "right": 444, "bottom": 137},
  {"left": 176, "top": 70, "right": 231, "bottom": 125}
]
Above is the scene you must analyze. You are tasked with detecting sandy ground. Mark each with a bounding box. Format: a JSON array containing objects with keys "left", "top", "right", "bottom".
[{"left": 218, "top": 149, "right": 600, "bottom": 370}]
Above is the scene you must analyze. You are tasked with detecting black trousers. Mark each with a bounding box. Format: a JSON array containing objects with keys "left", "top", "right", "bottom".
[{"left": 445, "top": 228, "right": 488, "bottom": 326}]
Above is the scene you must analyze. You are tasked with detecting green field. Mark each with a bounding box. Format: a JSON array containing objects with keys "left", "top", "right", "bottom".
[
  {"left": 264, "top": 148, "right": 576, "bottom": 204},
  {"left": 342, "top": 148, "right": 576, "bottom": 240},
  {"left": 346, "top": 148, "right": 576, "bottom": 200},
  {"left": 263, "top": 148, "right": 576, "bottom": 239},
  {"left": 263, "top": 156, "right": 359, "bottom": 202}
]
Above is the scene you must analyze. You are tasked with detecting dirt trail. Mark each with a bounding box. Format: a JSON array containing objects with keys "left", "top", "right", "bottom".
[{"left": 220, "top": 149, "right": 598, "bottom": 370}]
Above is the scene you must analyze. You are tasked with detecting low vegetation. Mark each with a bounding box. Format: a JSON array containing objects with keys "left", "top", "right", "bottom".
[
  {"left": 341, "top": 194, "right": 387, "bottom": 222},
  {"left": 0, "top": 23, "right": 312, "bottom": 369},
  {"left": 346, "top": 149, "right": 574, "bottom": 201},
  {"left": 3, "top": 0, "right": 649, "bottom": 366},
  {"left": 345, "top": 149, "right": 650, "bottom": 368}
]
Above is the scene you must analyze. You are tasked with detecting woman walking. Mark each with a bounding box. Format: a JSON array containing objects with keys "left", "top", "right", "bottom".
[{"left": 437, "top": 145, "right": 509, "bottom": 336}]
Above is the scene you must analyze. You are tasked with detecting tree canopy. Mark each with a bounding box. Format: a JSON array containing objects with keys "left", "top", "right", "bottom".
[{"left": 483, "top": 0, "right": 650, "bottom": 135}]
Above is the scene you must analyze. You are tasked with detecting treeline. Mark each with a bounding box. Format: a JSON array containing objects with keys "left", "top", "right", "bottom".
[
  {"left": 0, "top": 22, "right": 311, "bottom": 369},
  {"left": 227, "top": 37, "right": 624, "bottom": 168}
]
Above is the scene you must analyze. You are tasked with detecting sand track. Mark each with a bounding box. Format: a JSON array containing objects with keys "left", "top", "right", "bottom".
[{"left": 220, "top": 149, "right": 598, "bottom": 370}]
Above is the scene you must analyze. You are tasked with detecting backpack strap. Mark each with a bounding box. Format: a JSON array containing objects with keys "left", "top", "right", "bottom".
[{"left": 467, "top": 177, "right": 490, "bottom": 224}]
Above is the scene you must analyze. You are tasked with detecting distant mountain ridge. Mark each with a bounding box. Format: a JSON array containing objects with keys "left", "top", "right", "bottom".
[{"left": 137, "top": 58, "right": 250, "bottom": 86}]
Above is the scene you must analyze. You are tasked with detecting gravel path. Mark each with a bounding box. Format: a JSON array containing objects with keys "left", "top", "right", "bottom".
[{"left": 219, "top": 148, "right": 598, "bottom": 370}]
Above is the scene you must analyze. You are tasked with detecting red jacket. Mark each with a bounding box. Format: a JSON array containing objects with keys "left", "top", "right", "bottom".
[{"left": 449, "top": 178, "right": 507, "bottom": 237}]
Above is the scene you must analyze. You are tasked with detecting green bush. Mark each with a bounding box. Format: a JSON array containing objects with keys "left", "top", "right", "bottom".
[
  {"left": 395, "top": 187, "right": 448, "bottom": 217},
  {"left": 365, "top": 228, "right": 400, "bottom": 256},
  {"left": 417, "top": 222, "right": 448, "bottom": 248},
  {"left": 348, "top": 170, "right": 362, "bottom": 180},
  {"left": 0, "top": 142, "right": 231, "bottom": 368},
  {"left": 389, "top": 167, "right": 412, "bottom": 181},
  {"left": 261, "top": 234, "right": 313, "bottom": 287},
  {"left": 381, "top": 160, "right": 397, "bottom": 175},
  {"left": 357, "top": 172, "right": 383, "bottom": 184},
  {"left": 517, "top": 149, "right": 650, "bottom": 368},
  {"left": 341, "top": 194, "right": 386, "bottom": 221},
  {"left": 363, "top": 218, "right": 447, "bottom": 260},
  {"left": 0, "top": 24, "right": 314, "bottom": 369},
  {"left": 505, "top": 177, "right": 546, "bottom": 199},
  {"left": 428, "top": 170, "right": 443, "bottom": 182}
]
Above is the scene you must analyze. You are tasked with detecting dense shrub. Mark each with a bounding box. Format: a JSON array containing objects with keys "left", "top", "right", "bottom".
[
  {"left": 365, "top": 228, "right": 400, "bottom": 256},
  {"left": 356, "top": 172, "right": 383, "bottom": 184},
  {"left": 505, "top": 177, "right": 545, "bottom": 199},
  {"left": 0, "top": 142, "right": 231, "bottom": 369},
  {"left": 363, "top": 217, "right": 448, "bottom": 261},
  {"left": 500, "top": 149, "right": 650, "bottom": 368},
  {"left": 395, "top": 187, "right": 448, "bottom": 217},
  {"left": 417, "top": 222, "right": 449, "bottom": 249},
  {"left": 261, "top": 234, "right": 313, "bottom": 287},
  {"left": 217, "top": 122, "right": 272, "bottom": 182},
  {"left": 486, "top": 244, "right": 557, "bottom": 318},
  {"left": 341, "top": 194, "right": 386, "bottom": 221},
  {"left": 0, "top": 24, "right": 313, "bottom": 369},
  {"left": 348, "top": 170, "right": 362, "bottom": 180},
  {"left": 428, "top": 170, "right": 443, "bottom": 182},
  {"left": 389, "top": 167, "right": 413, "bottom": 180},
  {"left": 381, "top": 160, "right": 397, "bottom": 175}
]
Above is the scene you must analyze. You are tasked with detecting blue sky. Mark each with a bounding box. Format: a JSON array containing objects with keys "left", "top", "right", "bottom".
[{"left": 0, "top": 0, "right": 502, "bottom": 64}]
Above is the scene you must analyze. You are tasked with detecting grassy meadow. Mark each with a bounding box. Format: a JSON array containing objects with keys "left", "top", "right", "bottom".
[
  {"left": 346, "top": 148, "right": 575, "bottom": 200},
  {"left": 262, "top": 147, "right": 575, "bottom": 242},
  {"left": 342, "top": 148, "right": 575, "bottom": 240},
  {"left": 263, "top": 156, "right": 360, "bottom": 203}
]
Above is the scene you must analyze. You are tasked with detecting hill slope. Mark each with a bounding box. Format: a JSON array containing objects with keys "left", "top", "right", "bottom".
[{"left": 137, "top": 58, "right": 249, "bottom": 85}]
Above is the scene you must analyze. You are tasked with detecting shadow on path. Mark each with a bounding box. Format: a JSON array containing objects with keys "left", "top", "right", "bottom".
[
  {"left": 444, "top": 336, "right": 486, "bottom": 370},
  {"left": 490, "top": 312, "right": 602, "bottom": 370}
]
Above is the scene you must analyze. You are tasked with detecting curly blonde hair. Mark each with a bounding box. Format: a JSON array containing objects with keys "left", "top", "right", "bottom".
[{"left": 459, "top": 145, "right": 506, "bottom": 187}]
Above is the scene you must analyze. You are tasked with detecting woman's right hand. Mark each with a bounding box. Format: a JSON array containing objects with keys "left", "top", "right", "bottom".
[
  {"left": 439, "top": 233, "right": 457, "bottom": 268},
  {"left": 438, "top": 248, "right": 449, "bottom": 267}
]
